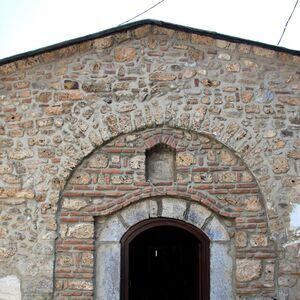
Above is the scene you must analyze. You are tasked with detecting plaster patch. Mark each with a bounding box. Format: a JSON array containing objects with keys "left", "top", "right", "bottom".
[{"left": 0, "top": 275, "right": 21, "bottom": 300}]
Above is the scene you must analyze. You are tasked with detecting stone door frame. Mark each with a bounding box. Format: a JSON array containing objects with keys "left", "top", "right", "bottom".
[
  {"left": 120, "top": 217, "right": 210, "bottom": 300},
  {"left": 95, "top": 197, "right": 234, "bottom": 300}
]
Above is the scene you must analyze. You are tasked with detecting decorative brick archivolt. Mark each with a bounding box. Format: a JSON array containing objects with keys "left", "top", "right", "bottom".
[{"left": 55, "top": 127, "right": 275, "bottom": 299}]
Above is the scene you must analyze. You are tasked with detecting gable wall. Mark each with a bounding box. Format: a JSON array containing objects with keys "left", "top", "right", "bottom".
[{"left": 0, "top": 24, "right": 299, "bottom": 299}]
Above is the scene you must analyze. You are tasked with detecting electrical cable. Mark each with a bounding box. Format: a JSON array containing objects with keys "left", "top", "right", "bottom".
[
  {"left": 118, "top": 0, "right": 166, "bottom": 26},
  {"left": 277, "top": 0, "right": 299, "bottom": 45}
]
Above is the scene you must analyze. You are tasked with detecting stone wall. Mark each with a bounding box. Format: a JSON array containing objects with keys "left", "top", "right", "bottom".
[{"left": 0, "top": 23, "right": 299, "bottom": 299}]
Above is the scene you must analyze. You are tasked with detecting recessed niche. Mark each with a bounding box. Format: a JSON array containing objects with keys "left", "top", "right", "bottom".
[{"left": 146, "top": 144, "right": 175, "bottom": 183}]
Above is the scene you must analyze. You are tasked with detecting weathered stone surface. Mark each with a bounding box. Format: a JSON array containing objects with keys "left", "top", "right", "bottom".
[
  {"left": 250, "top": 234, "right": 268, "bottom": 247},
  {"left": 0, "top": 246, "right": 17, "bottom": 260},
  {"left": 94, "top": 36, "right": 114, "bottom": 49},
  {"left": 204, "top": 217, "right": 229, "bottom": 241},
  {"left": 149, "top": 72, "right": 176, "bottom": 81},
  {"left": 226, "top": 63, "right": 240, "bottom": 72},
  {"left": 176, "top": 152, "right": 195, "bottom": 166},
  {"left": 8, "top": 149, "right": 33, "bottom": 160},
  {"left": 98, "top": 216, "right": 126, "bottom": 242},
  {"left": 129, "top": 155, "right": 145, "bottom": 169},
  {"left": 96, "top": 243, "right": 120, "bottom": 300},
  {"left": 88, "top": 154, "right": 108, "bottom": 168},
  {"left": 62, "top": 198, "right": 88, "bottom": 210},
  {"left": 187, "top": 203, "right": 211, "bottom": 228},
  {"left": 287, "top": 150, "right": 300, "bottom": 159},
  {"left": 235, "top": 231, "right": 247, "bottom": 247},
  {"left": 67, "top": 280, "right": 93, "bottom": 291},
  {"left": 114, "top": 47, "right": 137, "bottom": 62},
  {"left": 121, "top": 201, "right": 149, "bottom": 226},
  {"left": 236, "top": 259, "right": 262, "bottom": 281},
  {"left": 253, "top": 46, "right": 275, "bottom": 58},
  {"left": 67, "top": 223, "right": 94, "bottom": 239},
  {"left": 0, "top": 275, "right": 21, "bottom": 300},
  {"left": 64, "top": 80, "right": 79, "bottom": 90},
  {"left": 211, "top": 243, "right": 233, "bottom": 299},
  {"left": 191, "top": 34, "right": 214, "bottom": 45},
  {"left": 244, "top": 196, "right": 262, "bottom": 211},
  {"left": 272, "top": 157, "right": 289, "bottom": 174},
  {"left": 161, "top": 198, "right": 187, "bottom": 220},
  {"left": 278, "top": 96, "right": 300, "bottom": 106}
]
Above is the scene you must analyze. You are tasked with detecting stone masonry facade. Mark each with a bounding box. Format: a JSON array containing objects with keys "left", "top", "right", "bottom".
[{"left": 0, "top": 21, "right": 299, "bottom": 299}]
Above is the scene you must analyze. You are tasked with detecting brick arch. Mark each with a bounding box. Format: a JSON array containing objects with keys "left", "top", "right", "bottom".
[{"left": 55, "top": 127, "right": 275, "bottom": 299}]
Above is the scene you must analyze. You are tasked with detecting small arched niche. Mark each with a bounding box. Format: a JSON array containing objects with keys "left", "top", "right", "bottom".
[{"left": 145, "top": 144, "right": 176, "bottom": 183}]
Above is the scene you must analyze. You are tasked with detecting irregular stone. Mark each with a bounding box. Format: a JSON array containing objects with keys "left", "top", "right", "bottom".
[
  {"left": 82, "top": 80, "right": 111, "bottom": 93},
  {"left": 253, "top": 46, "right": 275, "bottom": 58},
  {"left": 121, "top": 201, "right": 149, "bottom": 226},
  {"left": 0, "top": 275, "right": 21, "bottom": 300},
  {"left": 226, "top": 63, "right": 240, "bottom": 72},
  {"left": 94, "top": 36, "right": 114, "bottom": 49},
  {"left": 278, "top": 96, "right": 300, "bottom": 106},
  {"left": 211, "top": 243, "right": 233, "bottom": 299},
  {"left": 187, "top": 203, "right": 211, "bottom": 228},
  {"left": 67, "top": 223, "right": 94, "bottom": 239},
  {"left": 149, "top": 72, "right": 176, "bottom": 81},
  {"left": 0, "top": 227, "right": 8, "bottom": 239},
  {"left": 161, "top": 198, "right": 187, "bottom": 220},
  {"left": 236, "top": 259, "right": 262, "bottom": 281},
  {"left": 272, "top": 157, "right": 289, "bottom": 174},
  {"left": 0, "top": 246, "right": 17, "bottom": 259},
  {"left": 220, "top": 149, "right": 237, "bottom": 165},
  {"left": 98, "top": 216, "right": 126, "bottom": 242},
  {"left": 64, "top": 80, "right": 79, "bottom": 90},
  {"left": 287, "top": 150, "right": 300, "bottom": 159},
  {"left": 82, "top": 252, "right": 93, "bottom": 267},
  {"left": 188, "top": 47, "right": 204, "bottom": 61},
  {"left": 250, "top": 234, "right": 268, "bottom": 247},
  {"left": 62, "top": 198, "right": 88, "bottom": 211},
  {"left": 191, "top": 34, "right": 214, "bottom": 45},
  {"left": 241, "top": 91, "right": 253, "bottom": 103},
  {"left": 176, "top": 152, "right": 195, "bottom": 166},
  {"left": 183, "top": 69, "right": 196, "bottom": 79},
  {"left": 96, "top": 243, "right": 120, "bottom": 299},
  {"left": 114, "top": 47, "right": 137, "bottom": 62},
  {"left": 218, "top": 53, "right": 231, "bottom": 60},
  {"left": 244, "top": 196, "right": 262, "bottom": 211},
  {"left": 235, "top": 231, "right": 247, "bottom": 247},
  {"left": 69, "top": 172, "right": 91, "bottom": 185},
  {"left": 57, "top": 254, "right": 73, "bottom": 267},
  {"left": 8, "top": 149, "right": 33, "bottom": 160},
  {"left": 204, "top": 217, "right": 229, "bottom": 241},
  {"left": 129, "top": 155, "right": 145, "bottom": 169},
  {"left": 88, "top": 154, "right": 108, "bottom": 168},
  {"left": 111, "top": 175, "right": 133, "bottom": 184},
  {"left": 67, "top": 280, "right": 93, "bottom": 291}
]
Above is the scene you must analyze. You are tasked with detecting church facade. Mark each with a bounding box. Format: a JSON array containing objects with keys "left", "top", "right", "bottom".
[{"left": 0, "top": 20, "right": 299, "bottom": 299}]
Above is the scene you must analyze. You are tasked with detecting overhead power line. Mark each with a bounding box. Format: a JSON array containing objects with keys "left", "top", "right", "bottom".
[
  {"left": 119, "top": 0, "right": 166, "bottom": 26},
  {"left": 277, "top": 0, "right": 299, "bottom": 45}
]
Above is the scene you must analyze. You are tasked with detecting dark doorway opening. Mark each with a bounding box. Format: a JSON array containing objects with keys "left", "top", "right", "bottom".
[{"left": 121, "top": 218, "right": 210, "bottom": 300}]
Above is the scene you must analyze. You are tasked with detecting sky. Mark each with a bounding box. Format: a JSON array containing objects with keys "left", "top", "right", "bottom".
[{"left": 0, "top": 0, "right": 299, "bottom": 60}]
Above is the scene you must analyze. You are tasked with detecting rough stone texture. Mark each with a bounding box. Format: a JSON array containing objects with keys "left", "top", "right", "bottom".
[
  {"left": 95, "top": 243, "right": 120, "bottom": 300},
  {"left": 236, "top": 259, "right": 262, "bottom": 281},
  {"left": 0, "top": 23, "right": 299, "bottom": 299},
  {"left": 210, "top": 243, "right": 233, "bottom": 299}
]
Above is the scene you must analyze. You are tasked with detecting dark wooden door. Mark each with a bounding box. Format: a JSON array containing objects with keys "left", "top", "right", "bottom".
[{"left": 121, "top": 218, "right": 210, "bottom": 300}]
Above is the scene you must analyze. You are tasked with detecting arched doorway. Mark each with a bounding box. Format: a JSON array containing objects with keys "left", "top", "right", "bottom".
[{"left": 121, "top": 218, "right": 210, "bottom": 300}]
